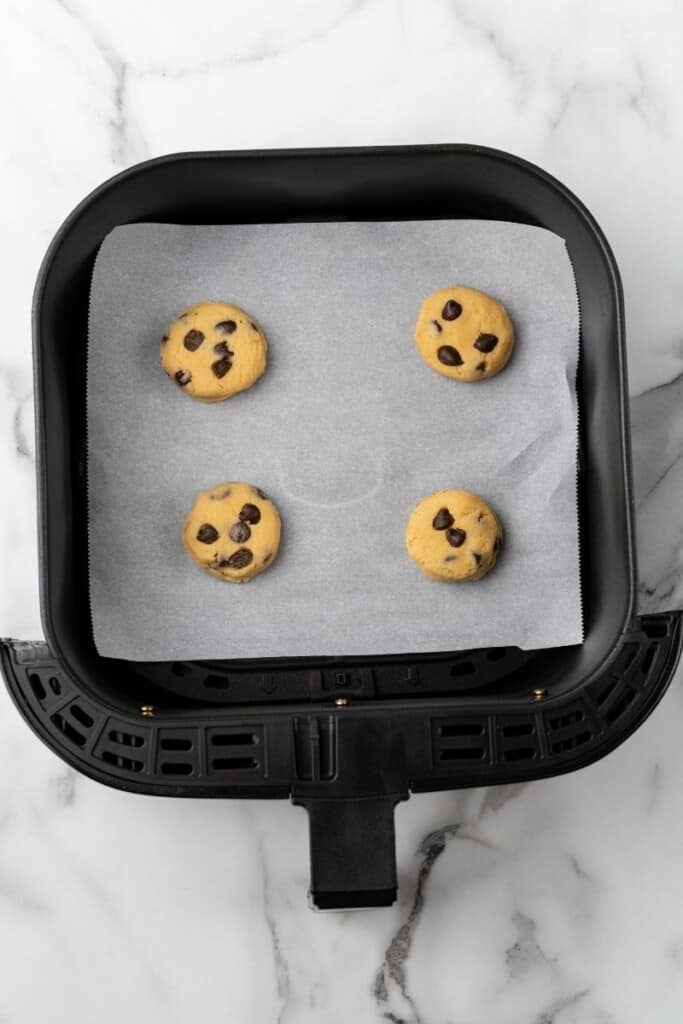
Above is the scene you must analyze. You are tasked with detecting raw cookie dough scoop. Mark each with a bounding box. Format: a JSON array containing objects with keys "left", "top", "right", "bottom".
[
  {"left": 183, "top": 482, "right": 281, "bottom": 582},
  {"left": 406, "top": 489, "right": 502, "bottom": 581},
  {"left": 414, "top": 285, "right": 515, "bottom": 381},
  {"left": 161, "top": 300, "right": 267, "bottom": 402}
]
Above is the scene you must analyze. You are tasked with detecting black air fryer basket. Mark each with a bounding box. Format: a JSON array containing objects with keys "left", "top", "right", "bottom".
[{"left": 3, "top": 146, "right": 681, "bottom": 910}]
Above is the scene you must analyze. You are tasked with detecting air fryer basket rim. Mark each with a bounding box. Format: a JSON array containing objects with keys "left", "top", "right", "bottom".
[
  {"left": 32, "top": 143, "right": 634, "bottom": 704},
  {"left": 7, "top": 144, "right": 678, "bottom": 911}
]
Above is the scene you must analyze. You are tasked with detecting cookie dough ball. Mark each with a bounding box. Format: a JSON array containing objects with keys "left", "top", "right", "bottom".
[
  {"left": 183, "top": 482, "right": 281, "bottom": 582},
  {"left": 161, "top": 301, "right": 267, "bottom": 402},
  {"left": 406, "top": 490, "right": 502, "bottom": 581},
  {"left": 414, "top": 285, "right": 514, "bottom": 382}
]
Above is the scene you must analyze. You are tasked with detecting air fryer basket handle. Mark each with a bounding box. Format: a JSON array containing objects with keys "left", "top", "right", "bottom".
[
  {"left": 298, "top": 795, "right": 403, "bottom": 910},
  {"left": 2, "top": 610, "right": 682, "bottom": 913},
  {"left": 290, "top": 711, "right": 410, "bottom": 910}
]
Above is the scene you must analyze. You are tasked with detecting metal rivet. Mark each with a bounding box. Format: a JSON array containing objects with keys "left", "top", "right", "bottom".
[
  {"left": 533, "top": 689, "right": 547, "bottom": 701},
  {"left": 140, "top": 705, "right": 155, "bottom": 716},
  {"left": 334, "top": 698, "right": 348, "bottom": 708}
]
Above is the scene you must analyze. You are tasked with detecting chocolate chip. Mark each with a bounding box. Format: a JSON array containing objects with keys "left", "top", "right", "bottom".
[
  {"left": 437, "top": 345, "right": 463, "bottom": 367},
  {"left": 212, "top": 357, "right": 232, "bottom": 378},
  {"left": 250, "top": 322, "right": 259, "bottom": 332},
  {"left": 227, "top": 548, "right": 253, "bottom": 569},
  {"left": 442, "top": 299, "right": 462, "bottom": 321},
  {"left": 473, "top": 552, "right": 482, "bottom": 565},
  {"left": 239, "top": 503, "right": 261, "bottom": 525},
  {"left": 444, "top": 555, "right": 457, "bottom": 562},
  {"left": 446, "top": 528, "right": 467, "bottom": 548},
  {"left": 178, "top": 312, "right": 189, "bottom": 321},
  {"left": 254, "top": 487, "right": 269, "bottom": 501},
  {"left": 183, "top": 329, "right": 205, "bottom": 351},
  {"left": 432, "top": 319, "right": 442, "bottom": 333},
  {"left": 161, "top": 334, "right": 169, "bottom": 343},
  {"left": 476, "top": 361, "right": 487, "bottom": 372},
  {"left": 494, "top": 535, "right": 502, "bottom": 552},
  {"left": 215, "top": 320, "right": 237, "bottom": 334},
  {"left": 213, "top": 341, "right": 234, "bottom": 357},
  {"left": 175, "top": 369, "right": 191, "bottom": 386},
  {"left": 474, "top": 333, "right": 498, "bottom": 353},
  {"left": 229, "top": 521, "right": 251, "bottom": 543},
  {"left": 432, "top": 507, "right": 454, "bottom": 530},
  {"left": 197, "top": 523, "right": 218, "bottom": 544}
]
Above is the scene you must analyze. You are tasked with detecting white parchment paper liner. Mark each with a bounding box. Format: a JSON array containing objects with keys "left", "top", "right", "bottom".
[{"left": 87, "top": 220, "right": 582, "bottom": 661}]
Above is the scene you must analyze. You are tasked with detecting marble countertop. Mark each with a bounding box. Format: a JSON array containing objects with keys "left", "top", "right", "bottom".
[{"left": 1, "top": 1, "right": 682, "bottom": 1021}]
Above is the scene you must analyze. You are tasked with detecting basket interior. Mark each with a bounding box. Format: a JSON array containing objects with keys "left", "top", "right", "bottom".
[{"left": 34, "top": 147, "right": 633, "bottom": 713}]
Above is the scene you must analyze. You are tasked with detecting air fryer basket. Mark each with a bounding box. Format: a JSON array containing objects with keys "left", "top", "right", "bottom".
[{"left": 2, "top": 146, "right": 681, "bottom": 910}]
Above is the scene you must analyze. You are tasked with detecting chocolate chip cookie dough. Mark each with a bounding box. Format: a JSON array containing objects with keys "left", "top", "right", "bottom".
[
  {"left": 406, "top": 489, "right": 502, "bottom": 581},
  {"left": 183, "top": 482, "right": 281, "bottom": 582},
  {"left": 414, "top": 285, "right": 514, "bottom": 382},
  {"left": 161, "top": 301, "right": 267, "bottom": 401}
]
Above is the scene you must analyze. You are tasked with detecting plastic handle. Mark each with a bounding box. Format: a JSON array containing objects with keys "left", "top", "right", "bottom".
[{"left": 301, "top": 796, "right": 402, "bottom": 910}]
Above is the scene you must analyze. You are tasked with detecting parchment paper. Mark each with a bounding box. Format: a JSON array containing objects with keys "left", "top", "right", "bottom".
[{"left": 87, "top": 220, "right": 582, "bottom": 661}]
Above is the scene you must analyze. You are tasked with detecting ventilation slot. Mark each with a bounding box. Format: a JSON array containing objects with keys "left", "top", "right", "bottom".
[
  {"left": 109, "top": 730, "right": 144, "bottom": 748},
  {"left": 440, "top": 747, "right": 485, "bottom": 761},
  {"left": 101, "top": 750, "right": 144, "bottom": 773},
  {"left": 29, "top": 673, "right": 62, "bottom": 703},
  {"left": 207, "top": 727, "right": 264, "bottom": 776},
  {"left": 499, "top": 716, "right": 539, "bottom": 763},
  {"left": 154, "top": 731, "right": 199, "bottom": 776},
  {"left": 211, "top": 732, "right": 256, "bottom": 747},
  {"left": 212, "top": 757, "right": 258, "bottom": 771},
  {"left": 545, "top": 701, "right": 596, "bottom": 757},
  {"left": 548, "top": 710, "right": 584, "bottom": 729},
  {"left": 29, "top": 673, "right": 46, "bottom": 703},
  {"left": 504, "top": 746, "right": 536, "bottom": 761},
  {"left": 203, "top": 674, "right": 231, "bottom": 690},
  {"left": 51, "top": 713, "right": 86, "bottom": 748},
  {"left": 605, "top": 687, "right": 637, "bottom": 725},
  {"left": 551, "top": 731, "right": 592, "bottom": 754},
  {"left": 160, "top": 737, "right": 193, "bottom": 752},
  {"left": 433, "top": 718, "right": 489, "bottom": 767},
  {"left": 450, "top": 661, "right": 476, "bottom": 677},
  {"left": 70, "top": 704, "right": 94, "bottom": 728},
  {"left": 160, "top": 762, "right": 193, "bottom": 775},
  {"left": 96, "top": 725, "right": 147, "bottom": 773}
]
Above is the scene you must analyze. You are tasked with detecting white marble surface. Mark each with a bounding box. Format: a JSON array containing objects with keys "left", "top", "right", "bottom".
[{"left": 1, "top": 1, "right": 683, "bottom": 1021}]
